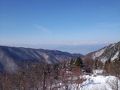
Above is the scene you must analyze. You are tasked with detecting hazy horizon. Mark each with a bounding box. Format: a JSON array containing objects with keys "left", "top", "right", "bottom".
[{"left": 0, "top": 42, "right": 113, "bottom": 54}]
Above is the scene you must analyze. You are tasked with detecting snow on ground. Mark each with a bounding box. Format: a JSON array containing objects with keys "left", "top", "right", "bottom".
[
  {"left": 58, "top": 69, "right": 120, "bottom": 90},
  {"left": 80, "top": 75, "right": 120, "bottom": 90},
  {"left": 66, "top": 75, "right": 120, "bottom": 90},
  {"left": 79, "top": 70, "right": 120, "bottom": 90},
  {"left": 111, "top": 51, "right": 119, "bottom": 61},
  {"left": 93, "top": 69, "right": 103, "bottom": 75}
]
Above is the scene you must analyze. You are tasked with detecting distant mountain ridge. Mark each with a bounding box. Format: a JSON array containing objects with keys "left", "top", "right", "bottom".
[
  {"left": 0, "top": 46, "right": 82, "bottom": 73},
  {"left": 0, "top": 41, "right": 120, "bottom": 73}
]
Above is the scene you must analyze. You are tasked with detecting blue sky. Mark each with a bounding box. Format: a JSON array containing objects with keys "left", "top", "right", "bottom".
[{"left": 0, "top": 0, "right": 120, "bottom": 54}]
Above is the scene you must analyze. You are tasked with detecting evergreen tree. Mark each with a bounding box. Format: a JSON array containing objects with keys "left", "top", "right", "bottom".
[{"left": 75, "top": 57, "right": 83, "bottom": 68}]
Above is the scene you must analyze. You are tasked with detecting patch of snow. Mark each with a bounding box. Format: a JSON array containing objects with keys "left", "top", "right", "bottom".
[
  {"left": 92, "top": 49, "right": 105, "bottom": 60},
  {"left": 93, "top": 69, "right": 103, "bottom": 75},
  {"left": 111, "top": 51, "right": 119, "bottom": 61},
  {"left": 100, "top": 57, "right": 108, "bottom": 63},
  {"left": 66, "top": 71, "right": 72, "bottom": 74}
]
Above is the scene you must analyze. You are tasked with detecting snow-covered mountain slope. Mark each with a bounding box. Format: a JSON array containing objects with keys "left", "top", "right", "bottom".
[
  {"left": 0, "top": 46, "right": 82, "bottom": 72},
  {"left": 84, "top": 41, "right": 120, "bottom": 63}
]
